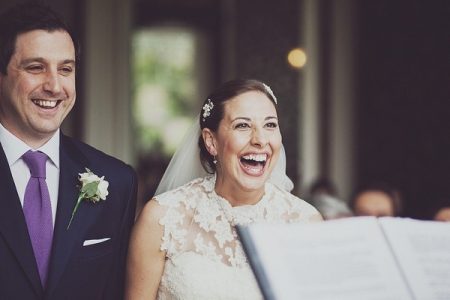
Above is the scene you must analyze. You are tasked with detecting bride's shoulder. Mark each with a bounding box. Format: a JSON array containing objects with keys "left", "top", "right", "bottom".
[
  {"left": 269, "top": 184, "right": 323, "bottom": 221},
  {"left": 137, "top": 197, "right": 167, "bottom": 226},
  {"left": 153, "top": 176, "right": 213, "bottom": 207}
]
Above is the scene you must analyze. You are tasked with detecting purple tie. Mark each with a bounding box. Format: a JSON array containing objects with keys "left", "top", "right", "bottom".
[{"left": 22, "top": 150, "right": 53, "bottom": 287}]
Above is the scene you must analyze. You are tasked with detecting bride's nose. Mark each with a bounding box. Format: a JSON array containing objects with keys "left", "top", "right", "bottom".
[{"left": 250, "top": 128, "right": 268, "bottom": 148}]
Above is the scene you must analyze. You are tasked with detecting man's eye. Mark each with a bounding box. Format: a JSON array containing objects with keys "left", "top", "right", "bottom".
[
  {"left": 26, "top": 65, "right": 44, "bottom": 72},
  {"left": 265, "top": 122, "right": 278, "bottom": 128},
  {"left": 59, "top": 66, "right": 73, "bottom": 75}
]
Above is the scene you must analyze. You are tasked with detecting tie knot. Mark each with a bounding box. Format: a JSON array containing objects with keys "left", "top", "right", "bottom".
[{"left": 23, "top": 150, "right": 48, "bottom": 179}]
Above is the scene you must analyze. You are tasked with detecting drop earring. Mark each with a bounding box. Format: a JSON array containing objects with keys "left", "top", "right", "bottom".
[{"left": 213, "top": 156, "right": 217, "bottom": 164}]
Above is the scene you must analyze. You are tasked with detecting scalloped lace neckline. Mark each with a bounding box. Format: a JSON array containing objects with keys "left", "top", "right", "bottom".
[{"left": 204, "top": 175, "right": 271, "bottom": 225}]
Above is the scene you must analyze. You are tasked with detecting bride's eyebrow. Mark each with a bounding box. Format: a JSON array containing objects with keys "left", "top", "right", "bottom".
[
  {"left": 231, "top": 116, "right": 278, "bottom": 122},
  {"left": 231, "top": 117, "right": 251, "bottom": 122}
]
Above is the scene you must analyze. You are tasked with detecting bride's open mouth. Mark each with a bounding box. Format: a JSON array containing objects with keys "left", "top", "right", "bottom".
[{"left": 240, "top": 153, "right": 268, "bottom": 175}]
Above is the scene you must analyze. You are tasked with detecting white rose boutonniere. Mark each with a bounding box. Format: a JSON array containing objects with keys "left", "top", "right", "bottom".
[{"left": 67, "top": 168, "right": 109, "bottom": 229}]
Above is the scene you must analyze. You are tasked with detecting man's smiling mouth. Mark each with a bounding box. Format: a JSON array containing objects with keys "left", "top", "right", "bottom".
[{"left": 32, "top": 99, "right": 61, "bottom": 109}]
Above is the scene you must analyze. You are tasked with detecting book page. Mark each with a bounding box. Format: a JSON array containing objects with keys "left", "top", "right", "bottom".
[
  {"left": 379, "top": 217, "right": 450, "bottom": 300},
  {"left": 245, "top": 217, "right": 412, "bottom": 300}
]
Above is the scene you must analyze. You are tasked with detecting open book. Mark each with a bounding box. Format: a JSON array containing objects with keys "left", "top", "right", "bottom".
[{"left": 237, "top": 217, "right": 450, "bottom": 300}]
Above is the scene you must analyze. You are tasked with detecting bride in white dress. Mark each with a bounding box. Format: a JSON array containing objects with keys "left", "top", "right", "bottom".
[{"left": 125, "top": 79, "right": 322, "bottom": 299}]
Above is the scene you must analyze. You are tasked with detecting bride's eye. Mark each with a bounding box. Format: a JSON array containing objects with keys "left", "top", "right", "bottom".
[{"left": 235, "top": 122, "right": 250, "bottom": 129}]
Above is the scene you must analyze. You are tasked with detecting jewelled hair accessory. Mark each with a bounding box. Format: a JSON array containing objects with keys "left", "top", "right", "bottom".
[
  {"left": 202, "top": 99, "right": 214, "bottom": 122},
  {"left": 263, "top": 83, "right": 277, "bottom": 104}
]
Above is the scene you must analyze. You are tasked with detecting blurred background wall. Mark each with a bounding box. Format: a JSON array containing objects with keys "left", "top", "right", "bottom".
[{"left": 1, "top": 0, "right": 449, "bottom": 219}]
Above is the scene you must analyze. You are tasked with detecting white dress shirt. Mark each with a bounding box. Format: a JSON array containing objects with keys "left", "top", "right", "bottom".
[{"left": 0, "top": 123, "right": 60, "bottom": 226}]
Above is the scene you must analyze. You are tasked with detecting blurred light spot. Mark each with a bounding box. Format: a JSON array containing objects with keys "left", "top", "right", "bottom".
[{"left": 287, "top": 48, "right": 307, "bottom": 69}]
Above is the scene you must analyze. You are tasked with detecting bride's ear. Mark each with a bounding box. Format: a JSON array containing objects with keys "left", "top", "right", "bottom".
[{"left": 202, "top": 128, "right": 217, "bottom": 156}]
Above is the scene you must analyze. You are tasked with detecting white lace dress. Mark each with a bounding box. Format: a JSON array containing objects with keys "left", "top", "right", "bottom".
[{"left": 154, "top": 176, "right": 320, "bottom": 300}]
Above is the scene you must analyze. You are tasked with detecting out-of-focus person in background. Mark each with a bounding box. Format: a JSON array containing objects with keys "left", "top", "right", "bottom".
[
  {"left": 428, "top": 197, "right": 450, "bottom": 222},
  {"left": 308, "top": 178, "right": 353, "bottom": 220},
  {"left": 433, "top": 207, "right": 450, "bottom": 222},
  {"left": 350, "top": 182, "right": 402, "bottom": 217}
]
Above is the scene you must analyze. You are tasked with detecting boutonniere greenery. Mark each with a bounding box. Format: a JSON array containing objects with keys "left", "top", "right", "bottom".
[{"left": 67, "top": 168, "right": 109, "bottom": 229}]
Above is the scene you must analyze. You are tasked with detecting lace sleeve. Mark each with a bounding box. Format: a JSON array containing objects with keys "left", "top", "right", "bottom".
[{"left": 154, "top": 179, "right": 204, "bottom": 258}]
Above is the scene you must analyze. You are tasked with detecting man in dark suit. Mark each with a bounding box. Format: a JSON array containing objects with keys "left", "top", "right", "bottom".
[{"left": 0, "top": 3, "right": 137, "bottom": 299}]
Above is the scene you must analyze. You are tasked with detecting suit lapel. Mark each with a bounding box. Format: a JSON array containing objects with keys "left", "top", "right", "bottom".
[
  {"left": 0, "top": 143, "right": 43, "bottom": 296},
  {"left": 45, "top": 135, "right": 95, "bottom": 297}
]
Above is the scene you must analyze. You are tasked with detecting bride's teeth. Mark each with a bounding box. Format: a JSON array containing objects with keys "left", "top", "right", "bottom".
[{"left": 242, "top": 154, "right": 267, "bottom": 162}]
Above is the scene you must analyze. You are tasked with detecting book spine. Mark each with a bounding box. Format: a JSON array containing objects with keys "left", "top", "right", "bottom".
[
  {"left": 378, "top": 220, "right": 417, "bottom": 300},
  {"left": 236, "top": 225, "right": 276, "bottom": 300}
]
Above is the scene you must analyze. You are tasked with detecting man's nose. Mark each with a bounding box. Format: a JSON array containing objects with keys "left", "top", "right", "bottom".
[{"left": 43, "top": 70, "right": 62, "bottom": 94}]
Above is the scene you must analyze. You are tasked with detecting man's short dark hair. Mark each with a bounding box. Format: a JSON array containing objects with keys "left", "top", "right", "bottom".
[{"left": 0, "top": 1, "right": 79, "bottom": 74}]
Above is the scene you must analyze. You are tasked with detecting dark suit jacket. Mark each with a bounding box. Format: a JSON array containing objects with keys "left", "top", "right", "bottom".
[{"left": 0, "top": 133, "right": 137, "bottom": 300}]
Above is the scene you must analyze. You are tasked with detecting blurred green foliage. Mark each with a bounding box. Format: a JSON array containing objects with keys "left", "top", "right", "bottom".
[{"left": 132, "top": 28, "right": 198, "bottom": 156}]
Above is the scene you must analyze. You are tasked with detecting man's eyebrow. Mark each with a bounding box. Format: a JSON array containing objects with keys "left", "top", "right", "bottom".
[
  {"left": 61, "top": 59, "right": 76, "bottom": 65},
  {"left": 20, "top": 57, "right": 76, "bottom": 65}
]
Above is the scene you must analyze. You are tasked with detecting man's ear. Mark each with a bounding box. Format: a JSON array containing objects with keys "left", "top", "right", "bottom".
[{"left": 202, "top": 128, "right": 217, "bottom": 156}]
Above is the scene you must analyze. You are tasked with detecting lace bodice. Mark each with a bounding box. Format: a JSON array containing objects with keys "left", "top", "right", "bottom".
[{"left": 154, "top": 176, "right": 320, "bottom": 300}]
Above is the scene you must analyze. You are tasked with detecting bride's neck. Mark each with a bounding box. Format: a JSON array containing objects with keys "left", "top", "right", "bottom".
[{"left": 214, "top": 177, "right": 265, "bottom": 207}]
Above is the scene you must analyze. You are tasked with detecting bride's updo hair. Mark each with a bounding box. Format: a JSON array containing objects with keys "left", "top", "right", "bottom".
[{"left": 198, "top": 79, "right": 278, "bottom": 173}]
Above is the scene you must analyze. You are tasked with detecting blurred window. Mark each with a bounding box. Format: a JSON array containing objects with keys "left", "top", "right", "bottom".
[{"left": 132, "top": 26, "right": 201, "bottom": 157}]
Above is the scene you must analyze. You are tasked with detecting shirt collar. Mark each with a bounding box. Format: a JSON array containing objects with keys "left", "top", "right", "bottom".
[{"left": 0, "top": 122, "right": 60, "bottom": 168}]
